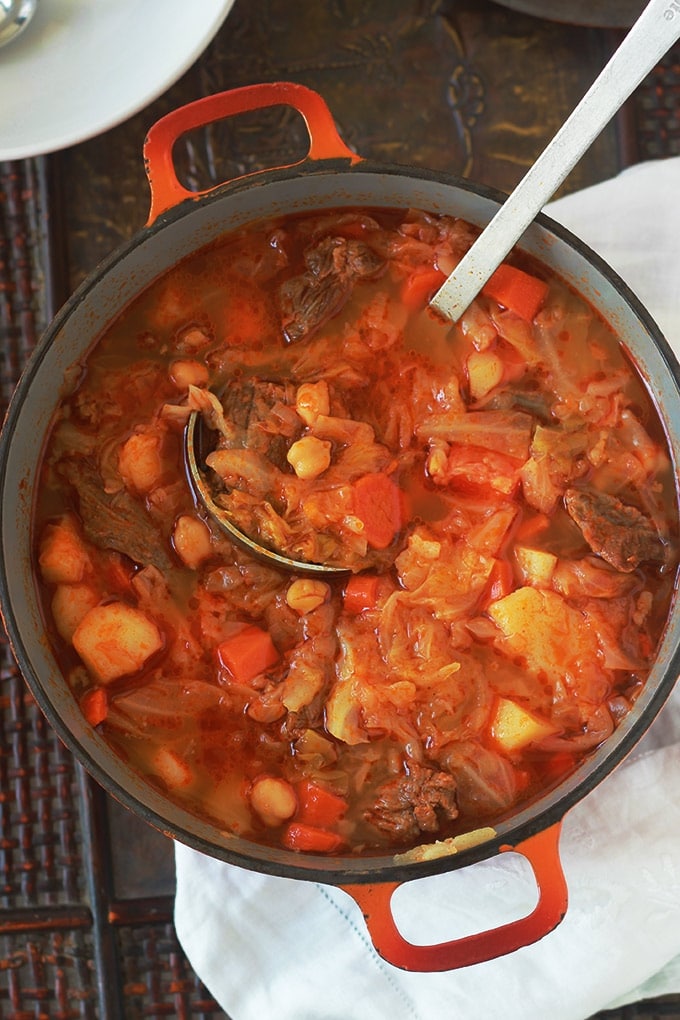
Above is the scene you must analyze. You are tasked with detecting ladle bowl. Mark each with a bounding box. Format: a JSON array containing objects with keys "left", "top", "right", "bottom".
[{"left": 184, "top": 408, "right": 349, "bottom": 576}]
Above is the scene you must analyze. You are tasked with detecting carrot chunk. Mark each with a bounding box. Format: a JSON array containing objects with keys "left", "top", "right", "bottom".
[
  {"left": 80, "top": 687, "right": 108, "bottom": 727},
  {"left": 343, "top": 574, "right": 380, "bottom": 614},
  {"left": 217, "top": 625, "right": 280, "bottom": 684},
  {"left": 282, "top": 822, "right": 344, "bottom": 854},
  {"left": 482, "top": 263, "right": 548, "bottom": 321},
  {"left": 401, "top": 267, "right": 447, "bottom": 311},
  {"left": 297, "top": 781, "right": 347, "bottom": 828},
  {"left": 352, "top": 472, "right": 402, "bottom": 549}
]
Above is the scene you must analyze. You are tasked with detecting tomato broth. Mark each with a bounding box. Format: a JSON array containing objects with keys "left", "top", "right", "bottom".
[{"left": 33, "top": 206, "right": 679, "bottom": 857}]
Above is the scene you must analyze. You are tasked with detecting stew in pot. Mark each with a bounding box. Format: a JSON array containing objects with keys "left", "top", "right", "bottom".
[{"left": 33, "top": 206, "right": 679, "bottom": 856}]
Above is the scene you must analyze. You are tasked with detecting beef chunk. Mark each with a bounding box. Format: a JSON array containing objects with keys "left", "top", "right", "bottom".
[
  {"left": 220, "top": 378, "right": 299, "bottom": 467},
  {"left": 365, "top": 761, "right": 458, "bottom": 842},
  {"left": 279, "top": 235, "right": 385, "bottom": 342},
  {"left": 61, "top": 459, "right": 172, "bottom": 573},
  {"left": 564, "top": 488, "right": 666, "bottom": 572}
]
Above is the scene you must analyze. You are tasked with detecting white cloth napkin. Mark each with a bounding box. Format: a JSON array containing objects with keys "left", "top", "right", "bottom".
[{"left": 174, "top": 157, "right": 680, "bottom": 1020}]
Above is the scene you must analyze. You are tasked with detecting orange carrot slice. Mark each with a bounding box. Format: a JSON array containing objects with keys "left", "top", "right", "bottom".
[
  {"left": 352, "top": 472, "right": 402, "bottom": 549},
  {"left": 482, "top": 263, "right": 548, "bottom": 321}
]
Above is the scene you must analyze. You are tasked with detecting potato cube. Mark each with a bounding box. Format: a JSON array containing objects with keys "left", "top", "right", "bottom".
[
  {"left": 514, "top": 546, "right": 557, "bottom": 587},
  {"left": 39, "top": 519, "right": 91, "bottom": 584},
  {"left": 72, "top": 602, "right": 163, "bottom": 684},
  {"left": 488, "top": 586, "right": 599, "bottom": 687},
  {"left": 467, "top": 350, "right": 504, "bottom": 399},
  {"left": 52, "top": 583, "right": 100, "bottom": 642},
  {"left": 491, "top": 697, "right": 557, "bottom": 752}
]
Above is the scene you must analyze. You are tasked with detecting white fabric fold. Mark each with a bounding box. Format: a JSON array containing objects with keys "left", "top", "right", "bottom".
[{"left": 174, "top": 157, "right": 680, "bottom": 1020}]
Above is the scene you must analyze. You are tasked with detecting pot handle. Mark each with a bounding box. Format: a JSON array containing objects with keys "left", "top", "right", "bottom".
[
  {"left": 143, "top": 81, "right": 361, "bottom": 225},
  {"left": 342, "top": 822, "right": 567, "bottom": 972}
]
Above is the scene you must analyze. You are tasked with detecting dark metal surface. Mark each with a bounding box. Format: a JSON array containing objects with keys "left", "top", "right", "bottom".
[
  {"left": 490, "top": 0, "right": 647, "bottom": 28},
  {"left": 1, "top": 0, "right": 679, "bottom": 1015}
]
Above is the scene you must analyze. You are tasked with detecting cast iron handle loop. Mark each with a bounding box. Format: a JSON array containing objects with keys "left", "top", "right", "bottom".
[
  {"left": 342, "top": 822, "right": 567, "bottom": 971},
  {"left": 143, "top": 81, "right": 361, "bottom": 225}
]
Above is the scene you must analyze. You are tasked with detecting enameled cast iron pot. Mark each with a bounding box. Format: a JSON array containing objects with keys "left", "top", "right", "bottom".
[{"left": 1, "top": 82, "right": 679, "bottom": 971}]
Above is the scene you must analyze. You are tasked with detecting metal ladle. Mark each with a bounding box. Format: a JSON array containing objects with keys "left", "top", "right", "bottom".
[
  {"left": 0, "top": 0, "right": 37, "bottom": 48},
  {"left": 186, "top": 0, "right": 680, "bottom": 575},
  {"left": 184, "top": 410, "right": 345, "bottom": 576},
  {"left": 430, "top": 0, "right": 680, "bottom": 323}
]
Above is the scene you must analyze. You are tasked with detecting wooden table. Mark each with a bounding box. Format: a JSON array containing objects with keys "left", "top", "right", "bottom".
[{"left": 1, "top": 1, "right": 679, "bottom": 1015}]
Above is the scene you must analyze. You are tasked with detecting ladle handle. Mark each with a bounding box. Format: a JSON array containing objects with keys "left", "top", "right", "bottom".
[
  {"left": 143, "top": 81, "right": 360, "bottom": 225},
  {"left": 430, "top": 0, "right": 680, "bottom": 322},
  {"left": 342, "top": 822, "right": 567, "bottom": 972}
]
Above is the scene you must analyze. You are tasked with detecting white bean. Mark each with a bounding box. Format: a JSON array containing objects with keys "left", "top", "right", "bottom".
[{"left": 250, "top": 776, "right": 297, "bottom": 827}]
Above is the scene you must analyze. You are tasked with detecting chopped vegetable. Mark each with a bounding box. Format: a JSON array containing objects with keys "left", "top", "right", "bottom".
[
  {"left": 51, "top": 583, "right": 100, "bottom": 641},
  {"left": 491, "top": 697, "right": 557, "bottom": 752},
  {"left": 488, "top": 586, "right": 601, "bottom": 689},
  {"left": 352, "top": 472, "right": 402, "bottom": 549},
  {"left": 282, "top": 822, "right": 344, "bottom": 853},
  {"left": 297, "top": 781, "right": 347, "bottom": 828},
  {"left": 72, "top": 602, "right": 163, "bottom": 684},
  {"left": 39, "top": 518, "right": 91, "bottom": 584},
  {"left": 514, "top": 546, "right": 557, "bottom": 587},
  {"left": 217, "top": 625, "right": 280, "bottom": 684},
  {"left": 467, "top": 350, "right": 504, "bottom": 399},
  {"left": 482, "top": 560, "right": 515, "bottom": 606},
  {"left": 343, "top": 573, "right": 380, "bottom": 614},
  {"left": 482, "top": 263, "right": 549, "bottom": 321},
  {"left": 325, "top": 678, "right": 367, "bottom": 745},
  {"left": 401, "top": 266, "right": 446, "bottom": 310},
  {"left": 80, "top": 687, "right": 108, "bottom": 727}
]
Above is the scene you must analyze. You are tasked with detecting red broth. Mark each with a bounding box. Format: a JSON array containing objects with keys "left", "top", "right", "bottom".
[{"left": 33, "top": 207, "right": 679, "bottom": 856}]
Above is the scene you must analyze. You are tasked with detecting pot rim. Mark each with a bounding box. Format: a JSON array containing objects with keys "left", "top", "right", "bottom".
[{"left": 1, "top": 157, "right": 679, "bottom": 886}]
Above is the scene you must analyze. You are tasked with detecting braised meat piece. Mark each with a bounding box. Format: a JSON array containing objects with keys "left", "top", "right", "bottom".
[
  {"left": 279, "top": 235, "right": 385, "bottom": 342},
  {"left": 564, "top": 488, "right": 666, "bottom": 572},
  {"left": 61, "top": 460, "right": 173, "bottom": 573},
  {"left": 221, "top": 378, "right": 300, "bottom": 467},
  {"left": 365, "top": 761, "right": 459, "bottom": 842}
]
